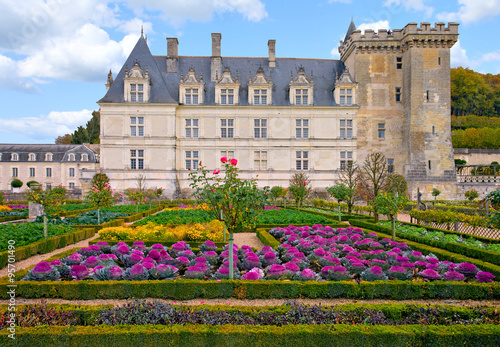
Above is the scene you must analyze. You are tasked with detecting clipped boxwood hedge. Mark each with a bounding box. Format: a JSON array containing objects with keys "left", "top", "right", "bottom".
[
  {"left": 1, "top": 324, "right": 499, "bottom": 346},
  {"left": 0, "top": 228, "right": 96, "bottom": 270},
  {"left": 0, "top": 215, "right": 26, "bottom": 223},
  {"left": 256, "top": 228, "right": 280, "bottom": 248},
  {"left": 350, "top": 219, "right": 500, "bottom": 269}
]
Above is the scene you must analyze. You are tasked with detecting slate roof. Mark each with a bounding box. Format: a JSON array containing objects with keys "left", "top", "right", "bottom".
[
  {"left": 0, "top": 144, "right": 98, "bottom": 162},
  {"left": 99, "top": 36, "right": 346, "bottom": 106},
  {"left": 344, "top": 19, "right": 357, "bottom": 42}
]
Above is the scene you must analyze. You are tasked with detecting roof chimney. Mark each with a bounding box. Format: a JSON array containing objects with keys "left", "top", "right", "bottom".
[
  {"left": 268, "top": 39, "right": 276, "bottom": 68},
  {"left": 166, "top": 37, "right": 178, "bottom": 73},
  {"left": 211, "top": 33, "right": 222, "bottom": 81}
]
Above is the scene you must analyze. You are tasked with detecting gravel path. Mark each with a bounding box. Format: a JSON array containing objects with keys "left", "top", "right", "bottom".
[{"left": 233, "top": 232, "right": 264, "bottom": 248}]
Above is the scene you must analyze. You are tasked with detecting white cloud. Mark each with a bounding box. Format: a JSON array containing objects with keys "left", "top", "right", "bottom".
[
  {"left": 330, "top": 47, "right": 340, "bottom": 59},
  {"left": 437, "top": 0, "right": 500, "bottom": 24},
  {"left": 357, "top": 20, "right": 391, "bottom": 33},
  {"left": 0, "top": 54, "right": 38, "bottom": 93},
  {"left": 0, "top": 109, "right": 93, "bottom": 141},
  {"left": 17, "top": 24, "right": 137, "bottom": 83},
  {"left": 383, "top": 0, "right": 433, "bottom": 17},
  {"left": 124, "top": 0, "right": 267, "bottom": 25},
  {"left": 117, "top": 18, "right": 154, "bottom": 34},
  {"left": 450, "top": 40, "right": 472, "bottom": 68}
]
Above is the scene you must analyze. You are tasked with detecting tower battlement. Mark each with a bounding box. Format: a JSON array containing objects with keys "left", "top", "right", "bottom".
[{"left": 339, "top": 22, "right": 459, "bottom": 60}]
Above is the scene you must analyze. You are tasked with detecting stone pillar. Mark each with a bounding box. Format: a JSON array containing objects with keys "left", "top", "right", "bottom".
[{"left": 166, "top": 37, "right": 178, "bottom": 73}]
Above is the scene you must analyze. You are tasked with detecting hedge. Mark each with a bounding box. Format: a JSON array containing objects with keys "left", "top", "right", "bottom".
[
  {"left": 0, "top": 228, "right": 96, "bottom": 270},
  {"left": 89, "top": 239, "right": 228, "bottom": 249},
  {"left": 350, "top": 219, "right": 500, "bottom": 268},
  {"left": 349, "top": 219, "right": 500, "bottom": 279},
  {"left": 295, "top": 207, "right": 373, "bottom": 222},
  {"left": 1, "top": 324, "right": 499, "bottom": 346},
  {"left": 1, "top": 277, "right": 498, "bottom": 300},
  {"left": 0, "top": 215, "right": 26, "bottom": 223},
  {"left": 256, "top": 228, "right": 281, "bottom": 248}
]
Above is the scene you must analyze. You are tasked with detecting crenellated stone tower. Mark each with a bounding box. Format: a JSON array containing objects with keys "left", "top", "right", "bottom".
[{"left": 339, "top": 21, "right": 459, "bottom": 199}]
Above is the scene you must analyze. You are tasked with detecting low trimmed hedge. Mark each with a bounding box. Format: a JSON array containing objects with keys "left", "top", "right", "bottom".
[
  {"left": 350, "top": 219, "right": 500, "bottom": 279},
  {"left": 1, "top": 276, "right": 498, "bottom": 300},
  {"left": 89, "top": 239, "right": 228, "bottom": 249},
  {"left": 0, "top": 228, "right": 96, "bottom": 270},
  {"left": 350, "top": 219, "right": 500, "bottom": 268},
  {"left": 0, "top": 215, "right": 26, "bottom": 223},
  {"left": 256, "top": 228, "right": 280, "bottom": 248},
  {"left": 1, "top": 323, "right": 499, "bottom": 346}
]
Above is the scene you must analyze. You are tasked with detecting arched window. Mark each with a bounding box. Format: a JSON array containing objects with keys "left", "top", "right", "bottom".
[
  {"left": 68, "top": 153, "right": 75, "bottom": 161},
  {"left": 45, "top": 153, "right": 53, "bottom": 161},
  {"left": 81, "top": 154, "right": 88, "bottom": 161},
  {"left": 11, "top": 153, "right": 19, "bottom": 161},
  {"left": 29, "top": 153, "right": 36, "bottom": 161}
]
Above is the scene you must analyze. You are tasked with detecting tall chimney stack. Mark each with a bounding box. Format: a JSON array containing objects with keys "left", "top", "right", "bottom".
[
  {"left": 211, "top": 33, "right": 222, "bottom": 81},
  {"left": 268, "top": 39, "right": 276, "bottom": 67},
  {"left": 166, "top": 37, "right": 178, "bottom": 73}
]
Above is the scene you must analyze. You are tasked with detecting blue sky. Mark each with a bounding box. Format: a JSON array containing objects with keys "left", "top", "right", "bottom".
[{"left": 0, "top": 0, "right": 499, "bottom": 144}]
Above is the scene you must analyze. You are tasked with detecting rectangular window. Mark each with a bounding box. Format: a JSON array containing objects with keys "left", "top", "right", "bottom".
[
  {"left": 185, "top": 88, "right": 199, "bottom": 105},
  {"left": 254, "top": 119, "right": 268, "bottom": 139},
  {"left": 296, "top": 119, "right": 309, "bottom": 139},
  {"left": 388, "top": 159, "right": 395, "bottom": 173},
  {"left": 69, "top": 168, "right": 75, "bottom": 177},
  {"left": 12, "top": 168, "right": 18, "bottom": 177},
  {"left": 68, "top": 182, "right": 75, "bottom": 189},
  {"left": 185, "top": 151, "right": 199, "bottom": 170},
  {"left": 395, "top": 87, "right": 401, "bottom": 102},
  {"left": 221, "top": 150, "right": 235, "bottom": 160},
  {"left": 185, "top": 119, "right": 199, "bottom": 138},
  {"left": 46, "top": 168, "right": 52, "bottom": 178},
  {"left": 221, "top": 119, "right": 234, "bottom": 138},
  {"left": 130, "top": 149, "right": 144, "bottom": 170},
  {"left": 46, "top": 184, "right": 52, "bottom": 191},
  {"left": 29, "top": 168, "right": 35, "bottom": 177},
  {"left": 253, "top": 89, "right": 268, "bottom": 105},
  {"left": 340, "top": 151, "right": 353, "bottom": 171},
  {"left": 340, "top": 88, "right": 353, "bottom": 106},
  {"left": 130, "top": 117, "right": 144, "bottom": 137},
  {"left": 396, "top": 57, "right": 402, "bottom": 69},
  {"left": 295, "top": 89, "right": 308, "bottom": 105},
  {"left": 254, "top": 151, "right": 268, "bottom": 170},
  {"left": 130, "top": 84, "right": 144, "bottom": 102},
  {"left": 340, "top": 119, "right": 353, "bottom": 139},
  {"left": 220, "top": 89, "right": 234, "bottom": 105},
  {"left": 296, "top": 151, "right": 309, "bottom": 171},
  {"left": 378, "top": 123, "right": 386, "bottom": 139}
]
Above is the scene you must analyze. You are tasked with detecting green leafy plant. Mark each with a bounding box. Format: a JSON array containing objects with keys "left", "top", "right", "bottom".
[
  {"left": 85, "top": 175, "right": 115, "bottom": 225},
  {"left": 189, "top": 156, "right": 269, "bottom": 278},
  {"left": 288, "top": 173, "right": 311, "bottom": 207},
  {"left": 270, "top": 186, "right": 287, "bottom": 205},
  {"left": 26, "top": 184, "right": 66, "bottom": 238},
  {"left": 11, "top": 179, "right": 23, "bottom": 188},
  {"left": 431, "top": 188, "right": 441, "bottom": 205},
  {"left": 465, "top": 189, "right": 479, "bottom": 201},
  {"left": 327, "top": 183, "right": 354, "bottom": 222},
  {"left": 26, "top": 180, "right": 39, "bottom": 188},
  {"left": 373, "top": 192, "right": 408, "bottom": 240},
  {"left": 361, "top": 152, "right": 390, "bottom": 222}
]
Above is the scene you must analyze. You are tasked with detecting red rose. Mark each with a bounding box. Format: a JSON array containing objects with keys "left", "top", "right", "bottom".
[
  {"left": 221, "top": 157, "right": 228, "bottom": 163},
  {"left": 230, "top": 158, "right": 238, "bottom": 166}
]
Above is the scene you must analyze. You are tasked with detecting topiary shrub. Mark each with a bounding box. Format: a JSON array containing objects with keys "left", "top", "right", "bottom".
[
  {"left": 26, "top": 181, "right": 39, "bottom": 188},
  {"left": 11, "top": 179, "right": 23, "bottom": 188}
]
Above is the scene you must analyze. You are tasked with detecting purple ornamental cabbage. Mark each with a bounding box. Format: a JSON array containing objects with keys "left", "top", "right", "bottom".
[
  {"left": 476, "top": 271, "right": 495, "bottom": 283},
  {"left": 62, "top": 253, "right": 83, "bottom": 266},
  {"left": 456, "top": 262, "right": 478, "bottom": 277},
  {"left": 442, "top": 271, "right": 465, "bottom": 282},
  {"left": 318, "top": 256, "right": 341, "bottom": 267},
  {"left": 184, "top": 266, "right": 206, "bottom": 279},
  {"left": 70, "top": 265, "right": 89, "bottom": 280},
  {"left": 23, "top": 262, "right": 61, "bottom": 281},
  {"left": 261, "top": 252, "right": 280, "bottom": 267},
  {"left": 120, "top": 252, "right": 144, "bottom": 268},
  {"left": 149, "top": 264, "right": 178, "bottom": 280},
  {"left": 123, "top": 264, "right": 149, "bottom": 281},
  {"left": 293, "top": 269, "right": 319, "bottom": 281},
  {"left": 84, "top": 256, "right": 100, "bottom": 268},
  {"left": 321, "top": 266, "right": 351, "bottom": 281},
  {"left": 199, "top": 240, "right": 218, "bottom": 252},
  {"left": 148, "top": 250, "right": 161, "bottom": 262},
  {"left": 202, "top": 251, "right": 219, "bottom": 265},
  {"left": 387, "top": 266, "right": 412, "bottom": 281},
  {"left": 360, "top": 266, "right": 388, "bottom": 281},
  {"left": 265, "top": 264, "right": 287, "bottom": 280},
  {"left": 418, "top": 269, "right": 442, "bottom": 281},
  {"left": 93, "top": 265, "right": 124, "bottom": 281},
  {"left": 243, "top": 254, "right": 262, "bottom": 270},
  {"left": 50, "top": 259, "right": 71, "bottom": 277},
  {"left": 175, "top": 256, "right": 190, "bottom": 267},
  {"left": 142, "top": 262, "right": 155, "bottom": 270},
  {"left": 151, "top": 243, "right": 166, "bottom": 251},
  {"left": 242, "top": 271, "right": 261, "bottom": 280},
  {"left": 212, "top": 267, "right": 240, "bottom": 280},
  {"left": 78, "top": 247, "right": 99, "bottom": 257}
]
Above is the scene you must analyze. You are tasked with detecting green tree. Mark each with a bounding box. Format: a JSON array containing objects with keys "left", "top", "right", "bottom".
[
  {"left": 431, "top": 188, "right": 441, "bottom": 205},
  {"left": 384, "top": 174, "right": 408, "bottom": 196},
  {"left": 26, "top": 184, "right": 66, "bottom": 238},
  {"left": 55, "top": 134, "right": 73, "bottom": 144},
  {"left": 327, "top": 183, "right": 353, "bottom": 222},
  {"left": 336, "top": 162, "right": 360, "bottom": 214},
  {"left": 86, "top": 172, "right": 114, "bottom": 224},
  {"left": 270, "top": 186, "right": 287, "bottom": 205},
  {"left": 465, "top": 189, "right": 479, "bottom": 201},
  {"left": 373, "top": 192, "right": 408, "bottom": 241},
  {"left": 91, "top": 170, "right": 110, "bottom": 191},
  {"left": 288, "top": 173, "right": 311, "bottom": 207},
  {"left": 189, "top": 157, "right": 269, "bottom": 279}
]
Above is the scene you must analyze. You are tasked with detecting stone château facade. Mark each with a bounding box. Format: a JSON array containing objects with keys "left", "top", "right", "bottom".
[{"left": 98, "top": 21, "right": 459, "bottom": 199}]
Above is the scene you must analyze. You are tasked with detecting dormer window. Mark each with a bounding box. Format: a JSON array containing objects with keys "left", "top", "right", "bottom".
[
  {"left": 221, "top": 89, "right": 234, "bottom": 105},
  {"left": 335, "top": 68, "right": 357, "bottom": 106},
  {"left": 248, "top": 67, "right": 273, "bottom": 106},
  {"left": 82, "top": 154, "right": 88, "bottom": 161},
  {"left": 28, "top": 153, "right": 36, "bottom": 161},
  {"left": 45, "top": 153, "right": 53, "bottom": 161},
  {"left": 124, "top": 61, "right": 150, "bottom": 103},
  {"left": 180, "top": 68, "right": 204, "bottom": 105},
  {"left": 68, "top": 153, "right": 75, "bottom": 161},
  {"left": 289, "top": 67, "right": 314, "bottom": 106},
  {"left": 215, "top": 67, "right": 240, "bottom": 105},
  {"left": 11, "top": 153, "right": 18, "bottom": 161},
  {"left": 130, "top": 84, "right": 144, "bottom": 102}
]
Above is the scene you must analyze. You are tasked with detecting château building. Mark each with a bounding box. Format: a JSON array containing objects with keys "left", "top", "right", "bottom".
[{"left": 97, "top": 21, "right": 459, "bottom": 199}]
